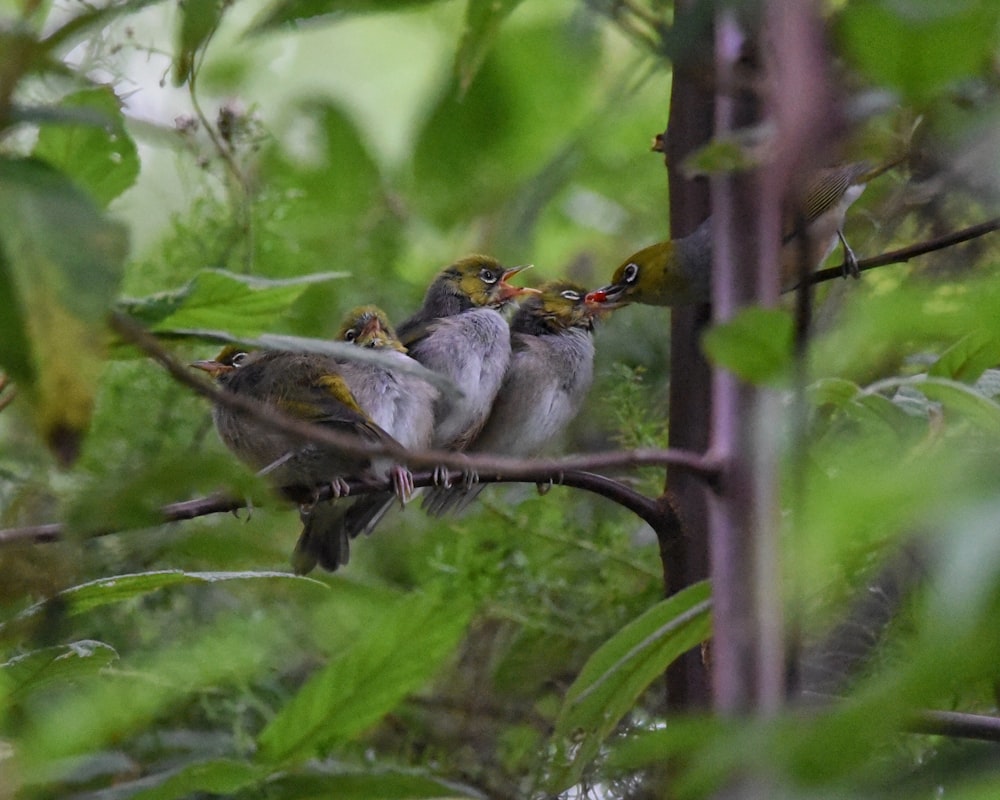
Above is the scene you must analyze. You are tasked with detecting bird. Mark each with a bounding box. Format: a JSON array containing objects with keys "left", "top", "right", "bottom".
[
  {"left": 397, "top": 255, "right": 539, "bottom": 452},
  {"left": 585, "top": 161, "right": 894, "bottom": 308},
  {"left": 314, "top": 305, "right": 441, "bottom": 559},
  {"left": 191, "top": 344, "right": 409, "bottom": 573},
  {"left": 422, "top": 280, "right": 604, "bottom": 516}
]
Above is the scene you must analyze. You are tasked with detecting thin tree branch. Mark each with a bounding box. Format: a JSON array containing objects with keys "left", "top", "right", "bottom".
[
  {"left": 109, "top": 312, "right": 720, "bottom": 482},
  {"left": 808, "top": 217, "right": 1000, "bottom": 287},
  {"left": 0, "top": 469, "right": 671, "bottom": 547}
]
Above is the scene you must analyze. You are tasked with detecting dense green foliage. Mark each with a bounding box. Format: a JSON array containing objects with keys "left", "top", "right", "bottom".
[{"left": 0, "top": 1, "right": 999, "bottom": 798}]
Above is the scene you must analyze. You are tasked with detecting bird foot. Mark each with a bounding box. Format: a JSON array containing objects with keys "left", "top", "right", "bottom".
[
  {"left": 390, "top": 465, "right": 415, "bottom": 508},
  {"left": 432, "top": 465, "right": 452, "bottom": 488},
  {"left": 460, "top": 467, "right": 479, "bottom": 492},
  {"left": 839, "top": 229, "right": 860, "bottom": 280},
  {"left": 329, "top": 477, "right": 351, "bottom": 499},
  {"left": 231, "top": 497, "right": 255, "bottom": 521}
]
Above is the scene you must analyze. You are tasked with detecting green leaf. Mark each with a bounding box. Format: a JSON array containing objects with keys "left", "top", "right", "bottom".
[
  {"left": 118, "top": 269, "right": 347, "bottom": 335},
  {"left": 128, "top": 759, "right": 266, "bottom": 800},
  {"left": 929, "top": 330, "right": 1000, "bottom": 383},
  {"left": 914, "top": 376, "right": 1000, "bottom": 433},
  {"left": 257, "top": 591, "right": 473, "bottom": 764},
  {"left": 0, "top": 156, "right": 128, "bottom": 462},
  {"left": 837, "top": 1, "right": 999, "bottom": 103},
  {"left": 808, "top": 377, "right": 862, "bottom": 409},
  {"left": 455, "top": 0, "right": 524, "bottom": 95},
  {"left": 2, "top": 641, "right": 118, "bottom": 699},
  {"left": 32, "top": 86, "right": 139, "bottom": 207},
  {"left": 547, "top": 581, "right": 713, "bottom": 792},
  {"left": 11, "top": 570, "right": 324, "bottom": 625},
  {"left": 702, "top": 308, "right": 794, "bottom": 383},
  {"left": 255, "top": 769, "right": 481, "bottom": 799},
  {"left": 174, "top": 0, "right": 226, "bottom": 85},
  {"left": 250, "top": 0, "right": 442, "bottom": 33}
]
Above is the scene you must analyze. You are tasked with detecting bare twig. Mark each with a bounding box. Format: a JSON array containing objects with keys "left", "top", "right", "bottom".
[
  {"left": 109, "top": 312, "right": 720, "bottom": 482},
  {"left": 809, "top": 217, "right": 1000, "bottom": 287},
  {"left": 0, "top": 469, "right": 671, "bottom": 547}
]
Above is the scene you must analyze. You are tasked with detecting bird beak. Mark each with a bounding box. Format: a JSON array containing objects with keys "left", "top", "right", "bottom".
[
  {"left": 497, "top": 265, "right": 542, "bottom": 301},
  {"left": 584, "top": 284, "right": 629, "bottom": 310},
  {"left": 360, "top": 315, "right": 384, "bottom": 342},
  {"left": 190, "top": 359, "right": 234, "bottom": 378}
]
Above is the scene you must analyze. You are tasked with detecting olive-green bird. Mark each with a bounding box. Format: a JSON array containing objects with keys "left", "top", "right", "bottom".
[{"left": 586, "top": 161, "right": 897, "bottom": 308}]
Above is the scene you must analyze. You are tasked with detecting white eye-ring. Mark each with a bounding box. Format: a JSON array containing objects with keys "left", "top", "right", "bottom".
[
  {"left": 623, "top": 263, "right": 639, "bottom": 284},
  {"left": 560, "top": 290, "right": 581, "bottom": 301},
  {"left": 344, "top": 329, "right": 358, "bottom": 342},
  {"left": 480, "top": 269, "right": 499, "bottom": 284},
  {"left": 230, "top": 351, "right": 249, "bottom": 367}
]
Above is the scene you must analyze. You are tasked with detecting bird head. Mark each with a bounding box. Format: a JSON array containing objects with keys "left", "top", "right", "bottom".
[
  {"left": 437, "top": 255, "right": 540, "bottom": 310},
  {"left": 516, "top": 280, "right": 608, "bottom": 333},
  {"left": 585, "top": 241, "right": 687, "bottom": 308},
  {"left": 191, "top": 345, "right": 252, "bottom": 379},
  {"left": 338, "top": 305, "right": 406, "bottom": 352}
]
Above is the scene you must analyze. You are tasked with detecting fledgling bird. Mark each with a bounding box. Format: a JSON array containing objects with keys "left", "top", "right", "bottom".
[
  {"left": 192, "top": 344, "right": 409, "bottom": 573},
  {"left": 397, "top": 255, "right": 539, "bottom": 451},
  {"left": 422, "top": 280, "right": 605, "bottom": 516},
  {"left": 585, "top": 161, "right": 892, "bottom": 308},
  {"left": 311, "top": 305, "right": 441, "bottom": 562}
]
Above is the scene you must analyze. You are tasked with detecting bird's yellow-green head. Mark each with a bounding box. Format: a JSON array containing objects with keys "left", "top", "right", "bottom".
[
  {"left": 585, "top": 241, "right": 689, "bottom": 308},
  {"left": 437, "top": 255, "right": 540, "bottom": 308},
  {"left": 517, "top": 280, "right": 607, "bottom": 333},
  {"left": 337, "top": 305, "right": 406, "bottom": 352}
]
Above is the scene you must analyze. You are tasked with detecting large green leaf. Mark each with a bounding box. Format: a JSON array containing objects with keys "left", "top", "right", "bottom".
[
  {"left": 11, "top": 570, "right": 324, "bottom": 625},
  {"left": 929, "top": 330, "right": 1000, "bottom": 384},
  {"left": 257, "top": 591, "right": 473, "bottom": 764},
  {"left": 118, "top": 269, "right": 347, "bottom": 335},
  {"left": 247, "top": 769, "right": 482, "bottom": 800},
  {"left": 33, "top": 86, "right": 139, "bottom": 207},
  {"left": 547, "top": 581, "right": 713, "bottom": 792},
  {"left": 128, "top": 759, "right": 267, "bottom": 800},
  {"left": 702, "top": 307, "right": 794, "bottom": 384},
  {"left": 0, "top": 156, "right": 128, "bottom": 462},
  {"left": 174, "top": 0, "right": 226, "bottom": 85}
]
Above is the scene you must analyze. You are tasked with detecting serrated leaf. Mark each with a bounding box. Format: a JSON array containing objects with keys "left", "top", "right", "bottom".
[
  {"left": 455, "top": 0, "right": 524, "bottom": 94},
  {"left": 250, "top": 0, "right": 442, "bottom": 33},
  {"left": 2, "top": 641, "right": 118, "bottom": 699},
  {"left": 0, "top": 156, "right": 128, "bottom": 463},
  {"left": 11, "top": 570, "right": 324, "bottom": 626},
  {"left": 702, "top": 308, "right": 793, "bottom": 383},
  {"left": 128, "top": 759, "right": 266, "bottom": 800},
  {"left": 547, "top": 581, "right": 712, "bottom": 792},
  {"left": 929, "top": 330, "right": 1000, "bottom": 383},
  {"left": 257, "top": 592, "right": 473, "bottom": 764},
  {"left": 33, "top": 86, "right": 139, "bottom": 207},
  {"left": 118, "top": 269, "right": 347, "bottom": 335}
]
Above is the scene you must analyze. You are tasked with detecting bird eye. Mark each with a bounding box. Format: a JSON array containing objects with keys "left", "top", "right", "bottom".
[
  {"left": 560, "top": 290, "right": 581, "bottom": 301},
  {"left": 230, "top": 351, "right": 249, "bottom": 366},
  {"left": 623, "top": 263, "right": 640, "bottom": 284},
  {"left": 480, "top": 269, "right": 498, "bottom": 284},
  {"left": 344, "top": 329, "right": 358, "bottom": 342}
]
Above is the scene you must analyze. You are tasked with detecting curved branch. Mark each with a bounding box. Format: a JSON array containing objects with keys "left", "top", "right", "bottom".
[
  {"left": 808, "top": 217, "right": 1000, "bottom": 287},
  {"left": 108, "top": 312, "right": 720, "bottom": 482},
  {"left": 0, "top": 469, "right": 677, "bottom": 547}
]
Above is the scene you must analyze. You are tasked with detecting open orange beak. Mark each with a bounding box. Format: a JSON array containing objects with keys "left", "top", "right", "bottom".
[{"left": 496, "top": 264, "right": 542, "bottom": 302}]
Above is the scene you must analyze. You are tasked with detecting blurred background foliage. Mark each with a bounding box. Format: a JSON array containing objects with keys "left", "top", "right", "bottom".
[{"left": 0, "top": 0, "right": 999, "bottom": 798}]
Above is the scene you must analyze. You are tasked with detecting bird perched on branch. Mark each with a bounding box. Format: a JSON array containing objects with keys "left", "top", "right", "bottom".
[
  {"left": 423, "top": 280, "right": 605, "bottom": 516},
  {"left": 311, "top": 305, "right": 440, "bottom": 565},
  {"left": 397, "top": 255, "right": 539, "bottom": 451},
  {"left": 585, "top": 160, "right": 897, "bottom": 308},
  {"left": 192, "top": 343, "right": 411, "bottom": 573}
]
